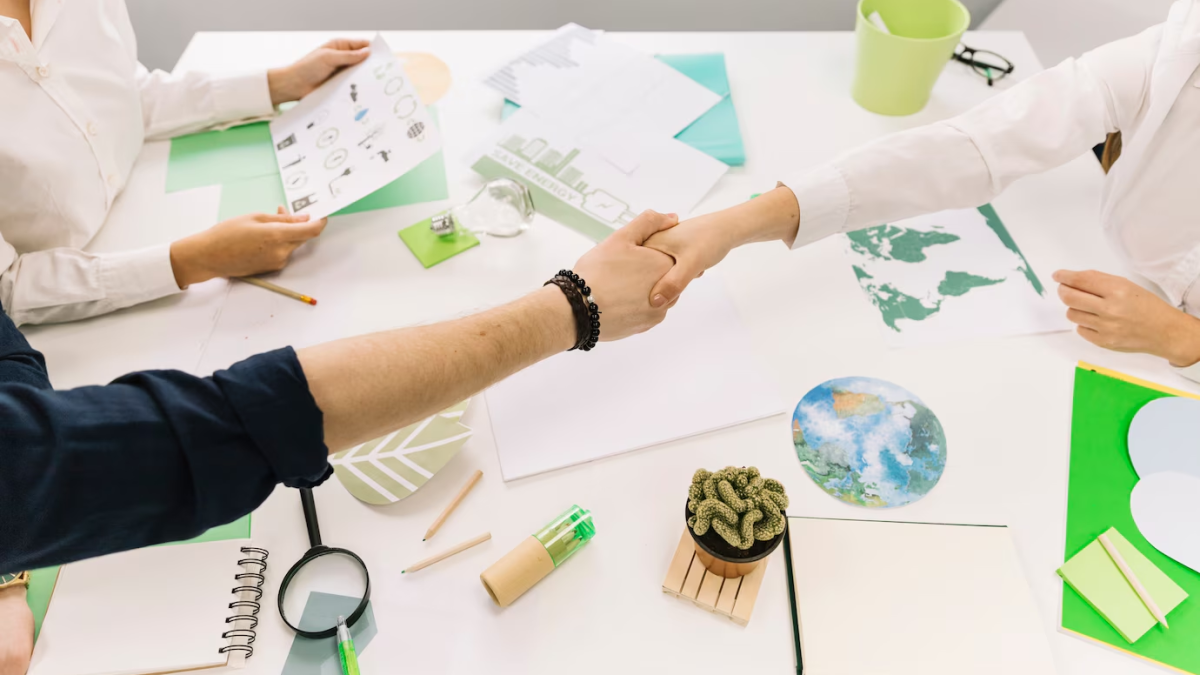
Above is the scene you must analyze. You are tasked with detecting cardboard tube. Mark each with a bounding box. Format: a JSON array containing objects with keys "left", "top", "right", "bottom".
[{"left": 480, "top": 536, "right": 556, "bottom": 607}]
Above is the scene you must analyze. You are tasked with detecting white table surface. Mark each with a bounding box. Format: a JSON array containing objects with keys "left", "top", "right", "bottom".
[{"left": 25, "top": 29, "right": 1200, "bottom": 675}]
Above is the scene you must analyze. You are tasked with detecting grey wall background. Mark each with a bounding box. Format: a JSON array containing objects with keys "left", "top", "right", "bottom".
[{"left": 127, "top": 0, "right": 1004, "bottom": 71}]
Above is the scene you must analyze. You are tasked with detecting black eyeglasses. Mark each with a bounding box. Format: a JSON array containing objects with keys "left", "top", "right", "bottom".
[{"left": 953, "top": 45, "right": 1015, "bottom": 87}]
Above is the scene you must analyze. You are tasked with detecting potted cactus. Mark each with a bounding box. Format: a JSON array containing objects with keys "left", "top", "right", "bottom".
[{"left": 686, "top": 466, "right": 789, "bottom": 578}]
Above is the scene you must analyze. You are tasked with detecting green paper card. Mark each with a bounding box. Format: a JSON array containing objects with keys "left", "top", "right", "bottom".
[
  {"left": 166, "top": 122, "right": 279, "bottom": 193},
  {"left": 217, "top": 174, "right": 287, "bottom": 221},
  {"left": 398, "top": 218, "right": 479, "bottom": 268},
  {"left": 1058, "top": 527, "right": 1188, "bottom": 642}
]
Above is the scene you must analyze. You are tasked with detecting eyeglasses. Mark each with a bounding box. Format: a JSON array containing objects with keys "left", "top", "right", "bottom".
[{"left": 953, "top": 45, "right": 1015, "bottom": 87}]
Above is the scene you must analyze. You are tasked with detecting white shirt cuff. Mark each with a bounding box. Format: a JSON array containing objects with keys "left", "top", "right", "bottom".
[
  {"left": 1175, "top": 360, "right": 1200, "bottom": 384},
  {"left": 99, "top": 243, "right": 182, "bottom": 307},
  {"left": 211, "top": 71, "right": 275, "bottom": 123},
  {"left": 778, "top": 165, "right": 851, "bottom": 249}
]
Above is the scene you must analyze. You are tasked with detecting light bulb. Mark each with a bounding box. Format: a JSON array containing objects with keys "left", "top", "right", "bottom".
[{"left": 431, "top": 179, "right": 535, "bottom": 239}]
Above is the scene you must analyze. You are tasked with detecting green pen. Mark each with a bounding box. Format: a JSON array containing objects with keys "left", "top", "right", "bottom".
[{"left": 336, "top": 615, "right": 361, "bottom": 675}]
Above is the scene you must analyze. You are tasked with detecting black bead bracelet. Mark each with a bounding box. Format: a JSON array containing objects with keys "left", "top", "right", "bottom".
[{"left": 545, "top": 269, "right": 600, "bottom": 351}]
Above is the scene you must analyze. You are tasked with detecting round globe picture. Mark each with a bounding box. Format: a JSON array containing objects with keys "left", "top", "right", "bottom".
[{"left": 793, "top": 377, "right": 947, "bottom": 508}]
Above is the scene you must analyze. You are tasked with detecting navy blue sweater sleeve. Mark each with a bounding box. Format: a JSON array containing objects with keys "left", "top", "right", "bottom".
[{"left": 0, "top": 311, "right": 332, "bottom": 571}]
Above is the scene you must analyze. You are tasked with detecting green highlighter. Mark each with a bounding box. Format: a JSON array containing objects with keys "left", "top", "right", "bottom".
[{"left": 336, "top": 615, "right": 361, "bottom": 675}]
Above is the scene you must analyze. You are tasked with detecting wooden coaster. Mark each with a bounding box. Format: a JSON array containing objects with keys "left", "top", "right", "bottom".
[{"left": 662, "top": 529, "right": 768, "bottom": 626}]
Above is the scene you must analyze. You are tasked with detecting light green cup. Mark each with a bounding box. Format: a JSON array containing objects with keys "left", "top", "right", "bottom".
[{"left": 852, "top": 0, "right": 970, "bottom": 116}]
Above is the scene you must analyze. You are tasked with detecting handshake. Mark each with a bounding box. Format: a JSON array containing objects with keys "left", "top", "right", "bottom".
[{"left": 574, "top": 186, "right": 801, "bottom": 343}]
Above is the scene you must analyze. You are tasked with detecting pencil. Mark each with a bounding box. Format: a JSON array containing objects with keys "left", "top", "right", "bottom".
[
  {"left": 424, "top": 469, "right": 483, "bottom": 541},
  {"left": 237, "top": 276, "right": 317, "bottom": 306},
  {"left": 1099, "top": 532, "right": 1169, "bottom": 628},
  {"left": 402, "top": 532, "right": 491, "bottom": 574}
]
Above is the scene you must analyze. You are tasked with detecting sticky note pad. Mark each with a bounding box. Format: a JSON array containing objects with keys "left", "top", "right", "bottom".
[
  {"left": 399, "top": 218, "right": 479, "bottom": 268},
  {"left": 1058, "top": 527, "right": 1188, "bottom": 643}
]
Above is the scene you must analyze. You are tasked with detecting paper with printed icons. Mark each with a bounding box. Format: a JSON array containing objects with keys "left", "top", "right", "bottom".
[
  {"left": 329, "top": 400, "right": 472, "bottom": 505},
  {"left": 270, "top": 34, "right": 442, "bottom": 220}
]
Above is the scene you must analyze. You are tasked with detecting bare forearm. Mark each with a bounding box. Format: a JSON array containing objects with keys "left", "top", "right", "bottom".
[
  {"left": 299, "top": 286, "right": 575, "bottom": 451},
  {"left": 703, "top": 186, "right": 801, "bottom": 250}
]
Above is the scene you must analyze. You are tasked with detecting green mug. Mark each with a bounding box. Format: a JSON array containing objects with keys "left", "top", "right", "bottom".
[{"left": 852, "top": 0, "right": 971, "bottom": 116}]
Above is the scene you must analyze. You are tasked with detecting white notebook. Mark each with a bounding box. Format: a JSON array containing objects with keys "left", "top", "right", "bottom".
[
  {"left": 485, "top": 272, "right": 784, "bottom": 480},
  {"left": 788, "top": 517, "right": 1058, "bottom": 675},
  {"left": 29, "top": 539, "right": 265, "bottom": 675}
]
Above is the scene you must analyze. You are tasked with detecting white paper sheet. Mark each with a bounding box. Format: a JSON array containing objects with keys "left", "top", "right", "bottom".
[
  {"left": 271, "top": 35, "right": 441, "bottom": 219},
  {"left": 482, "top": 23, "right": 721, "bottom": 138},
  {"left": 1131, "top": 471, "right": 1200, "bottom": 574},
  {"left": 484, "top": 273, "right": 784, "bottom": 481},
  {"left": 789, "top": 518, "right": 1057, "bottom": 675},
  {"left": 29, "top": 540, "right": 247, "bottom": 675},
  {"left": 471, "top": 108, "right": 728, "bottom": 236},
  {"left": 842, "top": 207, "right": 1070, "bottom": 347},
  {"left": 1127, "top": 396, "right": 1200, "bottom": 479}
]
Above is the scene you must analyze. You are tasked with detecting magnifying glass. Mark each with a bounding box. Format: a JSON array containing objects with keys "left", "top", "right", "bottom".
[{"left": 277, "top": 487, "right": 372, "bottom": 639}]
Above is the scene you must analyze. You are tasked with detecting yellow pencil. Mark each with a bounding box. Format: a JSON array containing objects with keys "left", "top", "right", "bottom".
[
  {"left": 237, "top": 276, "right": 317, "bottom": 306},
  {"left": 424, "top": 469, "right": 483, "bottom": 541},
  {"left": 402, "top": 533, "right": 491, "bottom": 574},
  {"left": 1099, "top": 532, "right": 1169, "bottom": 628}
]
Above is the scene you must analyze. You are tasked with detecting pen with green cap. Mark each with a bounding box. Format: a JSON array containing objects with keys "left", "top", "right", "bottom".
[{"left": 336, "top": 615, "right": 361, "bottom": 675}]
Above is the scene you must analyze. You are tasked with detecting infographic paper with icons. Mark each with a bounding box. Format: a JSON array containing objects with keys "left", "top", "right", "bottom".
[{"left": 270, "top": 35, "right": 441, "bottom": 220}]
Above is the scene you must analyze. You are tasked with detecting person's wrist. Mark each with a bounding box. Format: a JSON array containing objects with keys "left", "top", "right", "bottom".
[
  {"left": 169, "top": 235, "right": 214, "bottom": 289},
  {"left": 1165, "top": 313, "right": 1200, "bottom": 368},
  {"left": 533, "top": 285, "right": 578, "bottom": 352},
  {"left": 266, "top": 66, "right": 299, "bottom": 107},
  {"left": 0, "top": 584, "right": 26, "bottom": 604}
]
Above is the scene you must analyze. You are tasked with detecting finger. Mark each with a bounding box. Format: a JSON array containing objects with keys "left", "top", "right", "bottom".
[
  {"left": 280, "top": 217, "right": 328, "bottom": 240},
  {"left": 257, "top": 212, "right": 311, "bottom": 224},
  {"left": 323, "top": 38, "right": 371, "bottom": 52},
  {"left": 650, "top": 262, "right": 701, "bottom": 308},
  {"left": 1066, "top": 308, "right": 1100, "bottom": 329},
  {"left": 614, "top": 210, "right": 679, "bottom": 245},
  {"left": 277, "top": 206, "right": 286, "bottom": 215},
  {"left": 1076, "top": 325, "right": 1106, "bottom": 347},
  {"left": 1056, "top": 283, "right": 1104, "bottom": 313},
  {"left": 1053, "top": 269, "right": 1118, "bottom": 298},
  {"left": 321, "top": 46, "right": 371, "bottom": 67}
]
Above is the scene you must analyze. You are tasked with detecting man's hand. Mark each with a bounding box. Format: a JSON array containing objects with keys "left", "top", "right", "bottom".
[
  {"left": 267, "top": 39, "right": 371, "bottom": 106},
  {"left": 170, "top": 209, "right": 328, "bottom": 288},
  {"left": 573, "top": 210, "right": 680, "bottom": 341},
  {"left": 1054, "top": 269, "right": 1200, "bottom": 367},
  {"left": 644, "top": 185, "right": 800, "bottom": 307},
  {"left": 0, "top": 586, "right": 33, "bottom": 675}
]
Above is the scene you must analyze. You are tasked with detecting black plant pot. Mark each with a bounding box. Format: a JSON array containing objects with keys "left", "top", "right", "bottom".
[{"left": 685, "top": 501, "right": 786, "bottom": 578}]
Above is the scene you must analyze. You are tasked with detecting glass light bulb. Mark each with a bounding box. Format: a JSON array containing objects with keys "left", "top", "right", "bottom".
[{"left": 449, "top": 179, "right": 535, "bottom": 238}]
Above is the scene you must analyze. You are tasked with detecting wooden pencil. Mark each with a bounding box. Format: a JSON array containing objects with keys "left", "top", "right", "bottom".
[
  {"left": 424, "top": 469, "right": 483, "bottom": 541},
  {"left": 1099, "top": 532, "right": 1169, "bottom": 628},
  {"left": 403, "top": 532, "right": 491, "bottom": 574},
  {"left": 237, "top": 276, "right": 317, "bottom": 306}
]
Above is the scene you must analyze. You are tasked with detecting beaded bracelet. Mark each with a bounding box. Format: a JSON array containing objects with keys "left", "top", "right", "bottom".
[{"left": 544, "top": 269, "right": 601, "bottom": 351}]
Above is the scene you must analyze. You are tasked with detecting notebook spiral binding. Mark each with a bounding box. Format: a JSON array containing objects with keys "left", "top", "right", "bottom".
[{"left": 219, "top": 546, "right": 269, "bottom": 658}]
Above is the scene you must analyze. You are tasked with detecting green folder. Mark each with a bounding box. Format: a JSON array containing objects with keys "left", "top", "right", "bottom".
[
  {"left": 501, "top": 53, "right": 746, "bottom": 167},
  {"left": 1062, "top": 365, "right": 1200, "bottom": 673},
  {"left": 1058, "top": 527, "right": 1187, "bottom": 643}
]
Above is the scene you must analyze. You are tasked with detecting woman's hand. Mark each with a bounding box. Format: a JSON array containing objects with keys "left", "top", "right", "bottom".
[
  {"left": 1054, "top": 269, "right": 1200, "bottom": 367},
  {"left": 170, "top": 209, "right": 328, "bottom": 288},
  {"left": 0, "top": 586, "right": 33, "bottom": 675},
  {"left": 267, "top": 39, "right": 371, "bottom": 106}
]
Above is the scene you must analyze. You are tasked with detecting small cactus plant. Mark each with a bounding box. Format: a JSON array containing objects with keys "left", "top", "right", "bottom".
[{"left": 687, "top": 466, "right": 789, "bottom": 550}]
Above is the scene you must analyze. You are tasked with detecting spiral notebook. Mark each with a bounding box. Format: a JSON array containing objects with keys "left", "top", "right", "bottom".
[{"left": 28, "top": 539, "right": 269, "bottom": 675}]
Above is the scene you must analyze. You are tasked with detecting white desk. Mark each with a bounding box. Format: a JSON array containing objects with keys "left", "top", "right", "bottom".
[{"left": 26, "top": 29, "right": 1200, "bottom": 675}]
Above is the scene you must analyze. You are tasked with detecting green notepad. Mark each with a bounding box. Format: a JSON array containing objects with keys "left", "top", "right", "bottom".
[
  {"left": 399, "top": 217, "right": 479, "bottom": 268},
  {"left": 1058, "top": 527, "right": 1188, "bottom": 643},
  {"left": 501, "top": 53, "right": 746, "bottom": 166},
  {"left": 1063, "top": 364, "right": 1200, "bottom": 673}
]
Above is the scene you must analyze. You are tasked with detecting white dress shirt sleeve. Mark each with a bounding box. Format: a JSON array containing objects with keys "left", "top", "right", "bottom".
[
  {"left": 0, "top": 233, "right": 179, "bottom": 327},
  {"left": 137, "top": 63, "right": 275, "bottom": 141},
  {"left": 780, "top": 26, "right": 1161, "bottom": 248}
]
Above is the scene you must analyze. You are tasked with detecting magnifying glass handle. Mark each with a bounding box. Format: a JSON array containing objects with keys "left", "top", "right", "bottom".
[{"left": 299, "top": 487, "right": 323, "bottom": 548}]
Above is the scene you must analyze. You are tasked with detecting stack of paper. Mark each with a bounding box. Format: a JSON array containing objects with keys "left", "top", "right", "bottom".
[{"left": 477, "top": 24, "right": 729, "bottom": 240}]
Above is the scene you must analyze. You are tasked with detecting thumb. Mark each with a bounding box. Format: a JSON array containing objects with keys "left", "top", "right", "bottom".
[
  {"left": 617, "top": 210, "right": 679, "bottom": 245},
  {"left": 650, "top": 261, "right": 699, "bottom": 308},
  {"left": 323, "top": 46, "right": 370, "bottom": 67},
  {"left": 279, "top": 217, "right": 329, "bottom": 240}
]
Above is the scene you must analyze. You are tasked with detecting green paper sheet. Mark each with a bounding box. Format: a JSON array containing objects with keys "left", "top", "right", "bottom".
[
  {"left": 166, "top": 122, "right": 279, "bottom": 193},
  {"left": 29, "top": 515, "right": 251, "bottom": 640},
  {"left": 500, "top": 53, "right": 745, "bottom": 167},
  {"left": 398, "top": 217, "right": 479, "bottom": 268},
  {"left": 1063, "top": 366, "right": 1200, "bottom": 672},
  {"left": 218, "top": 174, "right": 287, "bottom": 221},
  {"left": 335, "top": 151, "right": 450, "bottom": 216},
  {"left": 1058, "top": 527, "right": 1187, "bottom": 643}
]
